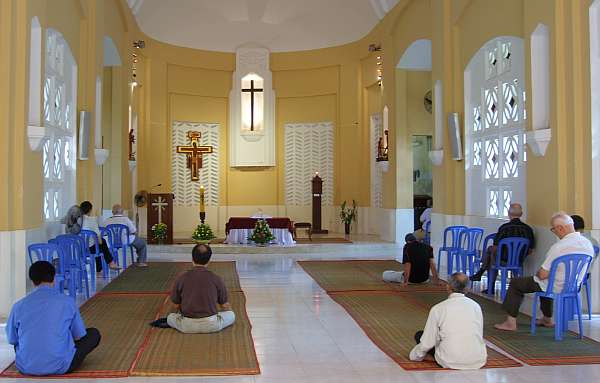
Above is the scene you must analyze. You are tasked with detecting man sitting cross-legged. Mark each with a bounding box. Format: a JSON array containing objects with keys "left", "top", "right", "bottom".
[
  {"left": 382, "top": 232, "right": 441, "bottom": 286},
  {"left": 166, "top": 244, "right": 236, "bottom": 333},
  {"left": 6, "top": 261, "right": 101, "bottom": 375},
  {"left": 494, "top": 212, "right": 595, "bottom": 331},
  {"left": 409, "top": 272, "right": 487, "bottom": 370}
]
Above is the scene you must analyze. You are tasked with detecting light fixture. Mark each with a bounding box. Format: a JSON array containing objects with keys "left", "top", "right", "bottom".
[{"left": 133, "top": 40, "right": 145, "bottom": 49}]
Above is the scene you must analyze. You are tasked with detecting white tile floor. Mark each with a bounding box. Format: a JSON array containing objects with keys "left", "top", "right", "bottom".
[{"left": 2, "top": 245, "right": 600, "bottom": 382}]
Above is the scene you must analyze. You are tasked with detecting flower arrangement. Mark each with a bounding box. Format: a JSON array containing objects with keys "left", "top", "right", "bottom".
[
  {"left": 248, "top": 219, "right": 275, "bottom": 245},
  {"left": 192, "top": 223, "right": 216, "bottom": 243},
  {"left": 340, "top": 200, "right": 358, "bottom": 234},
  {"left": 152, "top": 223, "right": 168, "bottom": 242}
]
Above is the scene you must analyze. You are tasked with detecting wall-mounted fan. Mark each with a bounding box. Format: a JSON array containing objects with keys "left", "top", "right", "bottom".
[{"left": 134, "top": 190, "right": 148, "bottom": 207}]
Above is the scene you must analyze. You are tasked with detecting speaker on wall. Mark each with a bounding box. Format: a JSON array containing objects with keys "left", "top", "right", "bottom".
[
  {"left": 447, "top": 112, "right": 463, "bottom": 161},
  {"left": 78, "top": 110, "right": 91, "bottom": 160}
]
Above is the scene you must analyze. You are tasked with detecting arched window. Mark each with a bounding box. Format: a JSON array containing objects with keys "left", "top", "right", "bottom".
[
  {"left": 42, "top": 29, "right": 77, "bottom": 222},
  {"left": 465, "top": 37, "right": 527, "bottom": 218}
]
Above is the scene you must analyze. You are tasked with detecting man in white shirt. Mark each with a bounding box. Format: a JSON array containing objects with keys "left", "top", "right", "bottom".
[
  {"left": 494, "top": 212, "right": 594, "bottom": 331},
  {"left": 103, "top": 204, "right": 148, "bottom": 267},
  {"left": 419, "top": 200, "right": 432, "bottom": 227},
  {"left": 409, "top": 272, "right": 487, "bottom": 370}
]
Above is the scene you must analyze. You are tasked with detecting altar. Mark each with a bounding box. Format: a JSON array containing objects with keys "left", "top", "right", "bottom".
[{"left": 225, "top": 217, "right": 295, "bottom": 246}]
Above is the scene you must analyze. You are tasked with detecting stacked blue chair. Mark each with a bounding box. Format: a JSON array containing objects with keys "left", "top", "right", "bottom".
[
  {"left": 423, "top": 220, "right": 432, "bottom": 245},
  {"left": 457, "top": 227, "right": 484, "bottom": 276},
  {"left": 27, "top": 243, "right": 65, "bottom": 293},
  {"left": 54, "top": 235, "right": 90, "bottom": 299},
  {"left": 437, "top": 225, "right": 467, "bottom": 275},
  {"left": 80, "top": 229, "right": 108, "bottom": 282},
  {"left": 104, "top": 224, "right": 135, "bottom": 269},
  {"left": 488, "top": 237, "right": 529, "bottom": 300},
  {"left": 530, "top": 253, "right": 593, "bottom": 341},
  {"left": 579, "top": 245, "right": 599, "bottom": 320}
]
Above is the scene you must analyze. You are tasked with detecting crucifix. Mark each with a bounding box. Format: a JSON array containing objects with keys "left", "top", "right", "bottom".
[
  {"left": 152, "top": 195, "right": 168, "bottom": 224},
  {"left": 242, "top": 79, "right": 263, "bottom": 131},
  {"left": 176, "top": 131, "right": 213, "bottom": 181}
]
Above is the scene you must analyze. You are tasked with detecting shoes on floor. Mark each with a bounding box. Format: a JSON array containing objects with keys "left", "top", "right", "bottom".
[
  {"left": 536, "top": 318, "right": 555, "bottom": 328},
  {"left": 136, "top": 262, "right": 148, "bottom": 268},
  {"left": 149, "top": 317, "right": 171, "bottom": 328}
]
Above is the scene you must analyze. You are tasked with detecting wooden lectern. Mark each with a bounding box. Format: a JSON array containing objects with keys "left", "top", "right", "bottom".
[
  {"left": 147, "top": 193, "right": 174, "bottom": 244},
  {"left": 312, "top": 174, "right": 328, "bottom": 234}
]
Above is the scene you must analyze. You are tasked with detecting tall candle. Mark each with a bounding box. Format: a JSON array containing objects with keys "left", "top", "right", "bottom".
[{"left": 200, "top": 185, "right": 205, "bottom": 212}]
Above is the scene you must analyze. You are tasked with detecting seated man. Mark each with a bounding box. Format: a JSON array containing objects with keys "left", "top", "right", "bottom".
[
  {"left": 103, "top": 204, "right": 147, "bottom": 267},
  {"left": 167, "top": 244, "right": 236, "bottom": 333},
  {"left": 419, "top": 200, "right": 432, "bottom": 229},
  {"left": 6, "top": 261, "right": 101, "bottom": 375},
  {"left": 409, "top": 272, "right": 487, "bottom": 369},
  {"left": 383, "top": 232, "right": 441, "bottom": 285},
  {"left": 80, "top": 200, "right": 119, "bottom": 272},
  {"left": 495, "top": 212, "right": 595, "bottom": 331},
  {"left": 470, "top": 203, "right": 535, "bottom": 289}
]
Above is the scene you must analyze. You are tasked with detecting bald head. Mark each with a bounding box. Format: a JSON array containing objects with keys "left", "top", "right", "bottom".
[
  {"left": 550, "top": 211, "right": 575, "bottom": 239},
  {"left": 508, "top": 203, "right": 523, "bottom": 219},
  {"left": 448, "top": 272, "right": 468, "bottom": 293},
  {"left": 112, "top": 204, "right": 123, "bottom": 215}
]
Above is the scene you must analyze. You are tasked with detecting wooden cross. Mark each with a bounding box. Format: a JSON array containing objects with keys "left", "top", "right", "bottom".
[
  {"left": 152, "top": 195, "right": 168, "bottom": 224},
  {"left": 242, "top": 79, "right": 263, "bottom": 131},
  {"left": 176, "top": 131, "right": 213, "bottom": 181}
]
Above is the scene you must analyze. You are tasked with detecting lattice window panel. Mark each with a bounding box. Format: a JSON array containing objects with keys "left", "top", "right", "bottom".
[
  {"left": 53, "top": 139, "right": 62, "bottom": 179},
  {"left": 171, "top": 121, "right": 220, "bottom": 207},
  {"left": 488, "top": 189, "right": 500, "bottom": 217},
  {"left": 502, "top": 81, "right": 519, "bottom": 124},
  {"left": 53, "top": 191, "right": 60, "bottom": 219},
  {"left": 503, "top": 189, "right": 513, "bottom": 217},
  {"left": 284, "top": 122, "right": 334, "bottom": 206},
  {"left": 486, "top": 47, "right": 498, "bottom": 79},
  {"left": 473, "top": 141, "right": 482, "bottom": 166},
  {"left": 500, "top": 41, "right": 512, "bottom": 74},
  {"left": 43, "top": 191, "right": 50, "bottom": 220},
  {"left": 473, "top": 107, "right": 482, "bottom": 132},
  {"left": 485, "top": 139, "right": 499, "bottom": 179},
  {"left": 42, "top": 140, "right": 50, "bottom": 178},
  {"left": 485, "top": 87, "right": 499, "bottom": 128},
  {"left": 502, "top": 135, "right": 519, "bottom": 178},
  {"left": 370, "top": 114, "right": 383, "bottom": 208}
]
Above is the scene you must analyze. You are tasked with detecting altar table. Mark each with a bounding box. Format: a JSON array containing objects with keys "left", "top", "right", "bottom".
[{"left": 225, "top": 217, "right": 295, "bottom": 246}]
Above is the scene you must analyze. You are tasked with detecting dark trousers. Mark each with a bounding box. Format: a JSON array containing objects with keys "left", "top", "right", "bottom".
[
  {"left": 475, "top": 246, "right": 525, "bottom": 284},
  {"left": 67, "top": 328, "right": 101, "bottom": 373},
  {"left": 90, "top": 239, "right": 113, "bottom": 272},
  {"left": 502, "top": 276, "right": 553, "bottom": 318},
  {"left": 414, "top": 330, "right": 435, "bottom": 356}
]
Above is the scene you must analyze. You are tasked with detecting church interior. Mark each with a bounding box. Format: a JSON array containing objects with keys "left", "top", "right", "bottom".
[{"left": 2, "top": 0, "right": 600, "bottom": 381}]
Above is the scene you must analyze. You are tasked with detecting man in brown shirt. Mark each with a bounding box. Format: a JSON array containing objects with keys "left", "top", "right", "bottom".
[{"left": 166, "top": 244, "right": 236, "bottom": 333}]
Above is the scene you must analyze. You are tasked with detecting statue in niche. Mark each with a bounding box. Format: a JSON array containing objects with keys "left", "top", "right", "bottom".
[{"left": 128, "top": 128, "right": 136, "bottom": 161}]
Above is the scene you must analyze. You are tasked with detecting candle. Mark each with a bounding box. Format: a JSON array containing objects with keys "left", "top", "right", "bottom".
[{"left": 200, "top": 185, "right": 205, "bottom": 213}]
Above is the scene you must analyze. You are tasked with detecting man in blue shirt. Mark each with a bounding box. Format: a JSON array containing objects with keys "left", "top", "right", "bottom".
[{"left": 6, "top": 261, "right": 101, "bottom": 375}]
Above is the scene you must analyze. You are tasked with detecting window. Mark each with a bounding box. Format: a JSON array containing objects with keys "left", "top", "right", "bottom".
[
  {"left": 241, "top": 73, "right": 264, "bottom": 133},
  {"left": 465, "top": 37, "right": 527, "bottom": 218},
  {"left": 41, "top": 29, "right": 77, "bottom": 222}
]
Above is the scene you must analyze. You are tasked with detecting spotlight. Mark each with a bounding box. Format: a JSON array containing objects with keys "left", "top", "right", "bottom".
[{"left": 133, "top": 40, "right": 145, "bottom": 49}]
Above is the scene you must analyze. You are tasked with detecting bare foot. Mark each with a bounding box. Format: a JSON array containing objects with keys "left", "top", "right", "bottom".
[{"left": 494, "top": 321, "right": 518, "bottom": 331}]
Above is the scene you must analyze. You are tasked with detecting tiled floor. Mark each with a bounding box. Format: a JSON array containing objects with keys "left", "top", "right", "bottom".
[{"left": 1, "top": 242, "right": 600, "bottom": 382}]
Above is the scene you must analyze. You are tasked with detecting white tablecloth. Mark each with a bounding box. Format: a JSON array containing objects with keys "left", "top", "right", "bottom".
[{"left": 225, "top": 228, "right": 295, "bottom": 246}]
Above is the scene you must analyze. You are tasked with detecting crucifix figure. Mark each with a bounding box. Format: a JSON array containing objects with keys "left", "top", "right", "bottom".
[
  {"left": 152, "top": 196, "right": 168, "bottom": 224},
  {"left": 176, "top": 131, "right": 213, "bottom": 181},
  {"left": 242, "top": 79, "right": 263, "bottom": 131}
]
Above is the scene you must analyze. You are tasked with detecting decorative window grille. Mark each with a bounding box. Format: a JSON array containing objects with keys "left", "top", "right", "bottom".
[
  {"left": 465, "top": 38, "right": 527, "bottom": 218},
  {"left": 41, "top": 29, "right": 77, "bottom": 222}
]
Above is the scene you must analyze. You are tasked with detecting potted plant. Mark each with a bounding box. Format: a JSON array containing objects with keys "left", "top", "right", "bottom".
[
  {"left": 340, "top": 200, "right": 357, "bottom": 235},
  {"left": 248, "top": 219, "right": 275, "bottom": 246},
  {"left": 151, "top": 223, "right": 168, "bottom": 244},
  {"left": 192, "top": 223, "right": 216, "bottom": 244}
]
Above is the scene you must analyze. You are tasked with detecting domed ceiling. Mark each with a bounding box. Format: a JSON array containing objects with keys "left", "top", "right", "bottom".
[{"left": 127, "top": 0, "right": 400, "bottom": 52}]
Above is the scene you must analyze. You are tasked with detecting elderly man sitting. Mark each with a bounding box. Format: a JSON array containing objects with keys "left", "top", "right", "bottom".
[
  {"left": 409, "top": 272, "right": 487, "bottom": 370},
  {"left": 103, "top": 204, "right": 148, "bottom": 267},
  {"left": 494, "top": 212, "right": 595, "bottom": 331}
]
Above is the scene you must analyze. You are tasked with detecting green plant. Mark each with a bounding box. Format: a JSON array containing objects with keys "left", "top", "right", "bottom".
[
  {"left": 340, "top": 200, "right": 358, "bottom": 225},
  {"left": 152, "top": 223, "right": 168, "bottom": 242},
  {"left": 192, "top": 223, "right": 216, "bottom": 242},
  {"left": 248, "top": 219, "right": 275, "bottom": 245}
]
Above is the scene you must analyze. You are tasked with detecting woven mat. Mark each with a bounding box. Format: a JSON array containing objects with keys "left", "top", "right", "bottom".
[
  {"left": 102, "top": 261, "right": 241, "bottom": 293},
  {"left": 331, "top": 291, "right": 520, "bottom": 370},
  {"left": 1, "top": 294, "right": 166, "bottom": 378},
  {"left": 131, "top": 292, "right": 259, "bottom": 376},
  {"left": 298, "top": 260, "right": 447, "bottom": 293}
]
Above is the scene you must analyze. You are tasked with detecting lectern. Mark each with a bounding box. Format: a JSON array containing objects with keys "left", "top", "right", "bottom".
[
  {"left": 147, "top": 193, "right": 174, "bottom": 244},
  {"left": 311, "top": 174, "right": 328, "bottom": 234}
]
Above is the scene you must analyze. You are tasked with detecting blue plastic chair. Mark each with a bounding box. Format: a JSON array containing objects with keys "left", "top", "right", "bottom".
[
  {"left": 423, "top": 220, "right": 432, "bottom": 245},
  {"left": 478, "top": 233, "right": 496, "bottom": 275},
  {"left": 457, "top": 227, "right": 484, "bottom": 276},
  {"left": 80, "top": 229, "right": 108, "bottom": 281},
  {"left": 27, "top": 243, "right": 66, "bottom": 293},
  {"left": 437, "top": 226, "right": 468, "bottom": 275},
  {"left": 530, "top": 253, "right": 593, "bottom": 341},
  {"left": 579, "top": 245, "right": 599, "bottom": 320},
  {"left": 54, "top": 235, "right": 90, "bottom": 299},
  {"left": 487, "top": 237, "right": 529, "bottom": 299},
  {"left": 104, "top": 224, "right": 135, "bottom": 269}
]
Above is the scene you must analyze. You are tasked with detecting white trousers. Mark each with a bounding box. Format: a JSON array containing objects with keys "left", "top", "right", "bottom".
[
  {"left": 382, "top": 270, "right": 405, "bottom": 283},
  {"left": 167, "top": 311, "right": 236, "bottom": 334}
]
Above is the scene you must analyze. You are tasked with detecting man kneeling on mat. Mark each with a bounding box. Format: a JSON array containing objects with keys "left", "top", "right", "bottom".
[
  {"left": 6, "top": 261, "right": 101, "bottom": 375},
  {"left": 166, "top": 244, "right": 236, "bottom": 333}
]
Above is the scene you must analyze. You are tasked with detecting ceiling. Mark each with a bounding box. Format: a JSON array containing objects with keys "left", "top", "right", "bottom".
[{"left": 126, "top": 0, "right": 400, "bottom": 52}]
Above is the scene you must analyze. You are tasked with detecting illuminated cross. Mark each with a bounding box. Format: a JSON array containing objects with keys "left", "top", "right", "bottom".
[
  {"left": 152, "top": 196, "right": 168, "bottom": 224},
  {"left": 242, "top": 79, "right": 263, "bottom": 131},
  {"left": 176, "top": 131, "right": 213, "bottom": 181}
]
